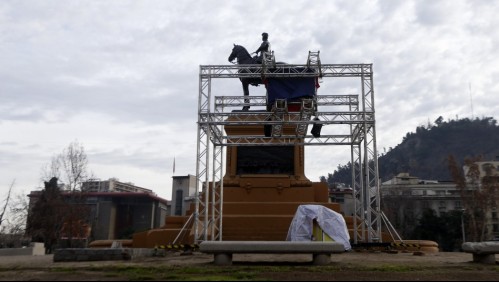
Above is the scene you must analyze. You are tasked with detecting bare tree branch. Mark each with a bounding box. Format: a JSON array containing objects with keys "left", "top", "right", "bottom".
[
  {"left": 448, "top": 155, "right": 496, "bottom": 242},
  {"left": 8, "top": 189, "right": 29, "bottom": 235},
  {"left": 30, "top": 141, "right": 92, "bottom": 251},
  {"left": 41, "top": 140, "right": 90, "bottom": 191},
  {"left": 61, "top": 140, "right": 89, "bottom": 191},
  {"left": 41, "top": 155, "right": 62, "bottom": 183},
  {"left": 0, "top": 180, "right": 15, "bottom": 227}
]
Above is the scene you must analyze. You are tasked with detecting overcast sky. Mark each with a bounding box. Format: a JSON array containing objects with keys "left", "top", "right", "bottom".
[{"left": 1, "top": 0, "right": 498, "bottom": 201}]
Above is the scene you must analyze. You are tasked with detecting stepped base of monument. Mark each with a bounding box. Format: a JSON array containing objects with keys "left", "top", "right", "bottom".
[
  {"left": 132, "top": 200, "right": 345, "bottom": 248},
  {"left": 130, "top": 181, "right": 352, "bottom": 248}
]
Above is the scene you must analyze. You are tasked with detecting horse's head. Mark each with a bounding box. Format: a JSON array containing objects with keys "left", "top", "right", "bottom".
[
  {"left": 228, "top": 44, "right": 253, "bottom": 64},
  {"left": 228, "top": 44, "right": 240, "bottom": 63}
]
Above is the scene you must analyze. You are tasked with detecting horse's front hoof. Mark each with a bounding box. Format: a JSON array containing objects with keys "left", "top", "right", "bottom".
[{"left": 242, "top": 106, "right": 250, "bottom": 111}]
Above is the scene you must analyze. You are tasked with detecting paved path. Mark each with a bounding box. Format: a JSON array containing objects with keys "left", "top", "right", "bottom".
[{"left": 0, "top": 251, "right": 478, "bottom": 268}]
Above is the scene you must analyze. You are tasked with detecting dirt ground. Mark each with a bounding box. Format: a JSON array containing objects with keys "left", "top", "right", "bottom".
[{"left": 0, "top": 251, "right": 497, "bottom": 281}]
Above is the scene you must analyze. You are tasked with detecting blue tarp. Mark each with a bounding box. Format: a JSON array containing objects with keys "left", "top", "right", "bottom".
[{"left": 265, "top": 77, "right": 317, "bottom": 105}]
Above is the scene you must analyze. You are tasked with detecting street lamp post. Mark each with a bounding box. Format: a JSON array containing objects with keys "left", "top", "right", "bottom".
[{"left": 461, "top": 209, "right": 466, "bottom": 243}]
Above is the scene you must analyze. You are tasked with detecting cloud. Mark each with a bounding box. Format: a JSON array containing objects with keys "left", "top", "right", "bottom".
[{"left": 0, "top": 0, "right": 498, "bottom": 200}]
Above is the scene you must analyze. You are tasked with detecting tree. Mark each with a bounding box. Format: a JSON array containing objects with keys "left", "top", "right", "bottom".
[
  {"left": 0, "top": 180, "right": 15, "bottom": 229},
  {"left": 434, "top": 116, "right": 444, "bottom": 126},
  {"left": 61, "top": 141, "right": 90, "bottom": 191},
  {"left": 26, "top": 177, "right": 66, "bottom": 253},
  {"left": 412, "top": 209, "right": 443, "bottom": 243},
  {"left": 381, "top": 185, "right": 421, "bottom": 238},
  {"left": 411, "top": 209, "right": 463, "bottom": 251},
  {"left": 448, "top": 155, "right": 498, "bottom": 242},
  {"left": 8, "top": 189, "right": 29, "bottom": 236},
  {"left": 320, "top": 162, "right": 353, "bottom": 186},
  {"left": 0, "top": 180, "right": 33, "bottom": 248},
  {"left": 59, "top": 191, "right": 91, "bottom": 248},
  {"left": 30, "top": 141, "right": 94, "bottom": 251},
  {"left": 42, "top": 140, "right": 91, "bottom": 191}
]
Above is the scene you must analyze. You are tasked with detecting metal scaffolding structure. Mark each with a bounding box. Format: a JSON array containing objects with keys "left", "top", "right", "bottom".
[{"left": 194, "top": 56, "right": 381, "bottom": 244}]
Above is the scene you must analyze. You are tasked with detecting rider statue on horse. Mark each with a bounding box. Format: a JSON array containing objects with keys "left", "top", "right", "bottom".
[
  {"left": 228, "top": 32, "right": 278, "bottom": 111},
  {"left": 252, "top": 32, "right": 270, "bottom": 64}
]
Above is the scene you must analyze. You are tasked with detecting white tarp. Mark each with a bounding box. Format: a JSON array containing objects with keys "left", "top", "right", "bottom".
[{"left": 286, "top": 204, "right": 351, "bottom": 250}]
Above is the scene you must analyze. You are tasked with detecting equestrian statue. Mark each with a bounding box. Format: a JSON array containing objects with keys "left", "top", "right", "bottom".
[{"left": 228, "top": 44, "right": 285, "bottom": 111}]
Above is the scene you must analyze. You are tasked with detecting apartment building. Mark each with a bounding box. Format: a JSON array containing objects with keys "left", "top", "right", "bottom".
[
  {"left": 381, "top": 165, "right": 499, "bottom": 241},
  {"left": 28, "top": 178, "right": 168, "bottom": 243},
  {"left": 169, "top": 175, "right": 197, "bottom": 216}
]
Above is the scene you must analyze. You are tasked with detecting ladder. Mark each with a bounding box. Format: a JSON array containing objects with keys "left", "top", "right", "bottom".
[
  {"left": 271, "top": 99, "right": 287, "bottom": 137},
  {"left": 295, "top": 99, "right": 315, "bottom": 136},
  {"left": 307, "top": 50, "right": 322, "bottom": 78}
]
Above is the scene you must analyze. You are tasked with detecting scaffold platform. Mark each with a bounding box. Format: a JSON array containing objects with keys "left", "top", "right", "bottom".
[{"left": 194, "top": 54, "right": 381, "bottom": 245}]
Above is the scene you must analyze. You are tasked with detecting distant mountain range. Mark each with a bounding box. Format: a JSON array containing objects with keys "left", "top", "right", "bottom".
[{"left": 322, "top": 117, "right": 499, "bottom": 184}]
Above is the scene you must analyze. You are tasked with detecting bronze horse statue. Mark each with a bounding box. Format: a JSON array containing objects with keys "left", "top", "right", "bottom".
[{"left": 228, "top": 44, "right": 284, "bottom": 110}]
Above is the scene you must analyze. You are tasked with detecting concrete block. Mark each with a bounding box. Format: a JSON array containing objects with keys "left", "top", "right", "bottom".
[
  {"left": 472, "top": 253, "right": 496, "bottom": 264},
  {"left": 31, "top": 243, "right": 45, "bottom": 255},
  {"left": 200, "top": 241, "right": 345, "bottom": 254},
  {"left": 214, "top": 253, "right": 233, "bottom": 265},
  {"left": 200, "top": 241, "right": 344, "bottom": 265},
  {"left": 0, "top": 243, "right": 45, "bottom": 256},
  {"left": 462, "top": 242, "right": 499, "bottom": 265},
  {"left": 312, "top": 253, "right": 331, "bottom": 265}
]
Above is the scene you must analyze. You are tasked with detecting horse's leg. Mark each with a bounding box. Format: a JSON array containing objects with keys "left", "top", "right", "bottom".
[{"left": 242, "top": 80, "right": 250, "bottom": 111}]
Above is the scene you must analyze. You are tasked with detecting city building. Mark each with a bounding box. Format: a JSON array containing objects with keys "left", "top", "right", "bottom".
[
  {"left": 169, "top": 175, "right": 197, "bottom": 216},
  {"left": 381, "top": 173, "right": 461, "bottom": 223},
  {"left": 328, "top": 183, "right": 356, "bottom": 216},
  {"left": 380, "top": 167, "right": 499, "bottom": 241},
  {"left": 463, "top": 161, "right": 499, "bottom": 240},
  {"left": 81, "top": 178, "right": 154, "bottom": 194},
  {"left": 27, "top": 178, "right": 168, "bottom": 244}
]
